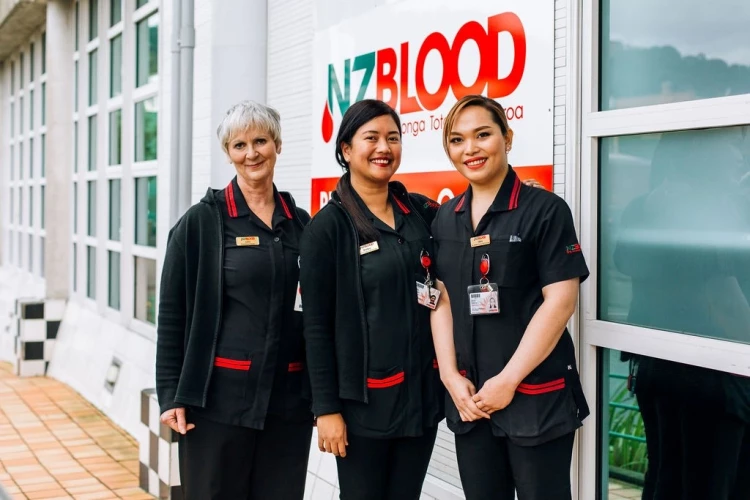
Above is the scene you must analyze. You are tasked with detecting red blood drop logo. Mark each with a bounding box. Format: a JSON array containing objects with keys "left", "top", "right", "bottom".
[{"left": 321, "top": 101, "right": 334, "bottom": 143}]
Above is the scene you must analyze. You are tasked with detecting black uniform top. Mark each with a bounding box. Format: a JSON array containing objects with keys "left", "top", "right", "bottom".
[
  {"left": 432, "top": 166, "right": 590, "bottom": 446},
  {"left": 190, "top": 176, "right": 312, "bottom": 429},
  {"left": 339, "top": 190, "right": 443, "bottom": 438}
]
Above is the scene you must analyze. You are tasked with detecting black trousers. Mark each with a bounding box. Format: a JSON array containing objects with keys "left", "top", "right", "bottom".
[
  {"left": 455, "top": 420, "right": 575, "bottom": 500},
  {"left": 637, "top": 391, "right": 750, "bottom": 500},
  {"left": 336, "top": 427, "right": 438, "bottom": 500},
  {"left": 178, "top": 412, "right": 313, "bottom": 500}
]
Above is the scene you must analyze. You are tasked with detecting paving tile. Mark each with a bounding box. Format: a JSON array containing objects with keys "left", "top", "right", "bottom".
[{"left": 25, "top": 488, "right": 70, "bottom": 499}]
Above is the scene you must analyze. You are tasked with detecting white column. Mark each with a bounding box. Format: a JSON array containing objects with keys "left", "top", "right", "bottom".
[
  {"left": 44, "top": 0, "right": 74, "bottom": 300},
  {"left": 209, "top": 0, "right": 267, "bottom": 189}
]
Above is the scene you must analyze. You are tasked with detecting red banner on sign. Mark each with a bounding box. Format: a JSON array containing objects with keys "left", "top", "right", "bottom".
[{"left": 310, "top": 165, "right": 552, "bottom": 214}]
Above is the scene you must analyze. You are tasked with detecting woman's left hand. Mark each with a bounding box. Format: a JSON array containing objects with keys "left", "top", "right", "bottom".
[
  {"left": 523, "top": 178, "right": 545, "bottom": 189},
  {"left": 472, "top": 374, "right": 518, "bottom": 415}
]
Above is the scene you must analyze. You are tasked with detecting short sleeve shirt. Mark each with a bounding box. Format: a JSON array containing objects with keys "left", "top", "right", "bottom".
[{"left": 432, "top": 166, "right": 590, "bottom": 446}]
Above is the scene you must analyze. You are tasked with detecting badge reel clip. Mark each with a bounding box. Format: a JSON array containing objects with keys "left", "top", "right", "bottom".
[
  {"left": 468, "top": 253, "right": 499, "bottom": 315},
  {"left": 416, "top": 250, "right": 440, "bottom": 310}
]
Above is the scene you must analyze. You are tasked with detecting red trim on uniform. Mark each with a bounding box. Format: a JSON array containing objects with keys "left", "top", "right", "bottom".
[
  {"left": 366, "top": 372, "right": 405, "bottom": 389},
  {"left": 392, "top": 196, "right": 411, "bottom": 214},
  {"left": 509, "top": 176, "right": 521, "bottom": 210},
  {"left": 225, "top": 182, "right": 239, "bottom": 218},
  {"left": 516, "top": 378, "right": 566, "bottom": 395},
  {"left": 277, "top": 193, "right": 293, "bottom": 219},
  {"left": 459, "top": 370, "right": 467, "bottom": 377},
  {"left": 432, "top": 359, "right": 439, "bottom": 369},
  {"left": 288, "top": 362, "right": 304, "bottom": 373},
  {"left": 214, "top": 357, "right": 251, "bottom": 371},
  {"left": 454, "top": 194, "right": 466, "bottom": 212}
]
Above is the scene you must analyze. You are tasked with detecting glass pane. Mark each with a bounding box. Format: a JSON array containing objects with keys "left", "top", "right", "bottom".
[
  {"left": 41, "top": 134, "right": 46, "bottom": 177},
  {"left": 30, "top": 187, "right": 34, "bottom": 228},
  {"left": 19, "top": 53, "right": 24, "bottom": 88},
  {"left": 136, "top": 0, "right": 148, "bottom": 9},
  {"left": 109, "top": 179, "right": 121, "bottom": 241},
  {"left": 28, "top": 234, "right": 32, "bottom": 272},
  {"left": 10, "top": 102, "right": 14, "bottom": 136},
  {"left": 87, "top": 180, "right": 96, "bottom": 237},
  {"left": 600, "top": 349, "right": 750, "bottom": 499},
  {"left": 73, "top": 183, "right": 78, "bottom": 233},
  {"left": 29, "top": 89, "right": 34, "bottom": 129},
  {"left": 135, "top": 176, "right": 157, "bottom": 246},
  {"left": 74, "top": 122, "right": 78, "bottom": 172},
  {"left": 110, "top": 35, "right": 122, "bottom": 97},
  {"left": 108, "top": 109, "right": 122, "bottom": 165},
  {"left": 136, "top": 13, "right": 159, "bottom": 87},
  {"left": 73, "top": 242, "right": 77, "bottom": 292},
  {"left": 10, "top": 62, "right": 14, "bottom": 95},
  {"left": 599, "top": 126, "right": 750, "bottom": 343},
  {"left": 88, "top": 49, "right": 98, "bottom": 106},
  {"left": 19, "top": 96, "right": 24, "bottom": 132},
  {"left": 87, "top": 245, "right": 96, "bottom": 299},
  {"left": 134, "top": 98, "right": 158, "bottom": 161},
  {"left": 108, "top": 251, "right": 120, "bottom": 310},
  {"left": 110, "top": 0, "right": 121, "bottom": 26},
  {"left": 29, "top": 137, "right": 34, "bottom": 178},
  {"left": 41, "top": 32, "right": 46, "bottom": 74},
  {"left": 600, "top": 0, "right": 750, "bottom": 111},
  {"left": 41, "top": 186, "right": 45, "bottom": 229},
  {"left": 41, "top": 82, "right": 46, "bottom": 126},
  {"left": 10, "top": 190, "right": 14, "bottom": 224},
  {"left": 88, "top": 114, "right": 97, "bottom": 171},
  {"left": 40, "top": 237, "right": 45, "bottom": 278},
  {"left": 19, "top": 188, "right": 23, "bottom": 224},
  {"left": 10, "top": 144, "right": 13, "bottom": 180},
  {"left": 30, "top": 43, "right": 34, "bottom": 81},
  {"left": 75, "top": 60, "right": 79, "bottom": 110},
  {"left": 89, "top": 0, "right": 98, "bottom": 41},
  {"left": 74, "top": 2, "right": 79, "bottom": 51},
  {"left": 134, "top": 257, "right": 156, "bottom": 324},
  {"left": 19, "top": 144, "right": 24, "bottom": 180}
]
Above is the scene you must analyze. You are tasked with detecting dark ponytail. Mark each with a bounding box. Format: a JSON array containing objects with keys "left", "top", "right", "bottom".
[{"left": 334, "top": 100, "right": 402, "bottom": 244}]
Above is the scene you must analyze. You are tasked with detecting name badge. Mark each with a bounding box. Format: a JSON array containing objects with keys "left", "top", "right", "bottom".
[
  {"left": 470, "top": 235, "right": 491, "bottom": 247},
  {"left": 236, "top": 236, "right": 259, "bottom": 246},
  {"left": 467, "top": 283, "right": 500, "bottom": 315},
  {"left": 359, "top": 241, "right": 380, "bottom": 255},
  {"left": 293, "top": 282, "right": 303, "bottom": 312}
]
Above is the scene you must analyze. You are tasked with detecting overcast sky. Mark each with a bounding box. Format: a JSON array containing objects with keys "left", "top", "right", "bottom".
[{"left": 607, "top": 0, "right": 750, "bottom": 66}]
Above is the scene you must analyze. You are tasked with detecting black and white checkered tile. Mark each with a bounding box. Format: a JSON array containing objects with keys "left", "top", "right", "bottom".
[
  {"left": 13, "top": 298, "right": 65, "bottom": 377},
  {"left": 139, "top": 388, "right": 182, "bottom": 499}
]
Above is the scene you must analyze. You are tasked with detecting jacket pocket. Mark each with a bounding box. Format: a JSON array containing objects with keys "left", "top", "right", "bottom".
[
  {"left": 210, "top": 347, "right": 253, "bottom": 399},
  {"left": 497, "top": 375, "right": 578, "bottom": 440},
  {"left": 348, "top": 366, "right": 405, "bottom": 434},
  {"left": 486, "top": 239, "right": 534, "bottom": 288},
  {"left": 285, "top": 361, "right": 312, "bottom": 411}
]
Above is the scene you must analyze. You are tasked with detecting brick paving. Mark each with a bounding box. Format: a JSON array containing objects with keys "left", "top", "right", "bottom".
[{"left": 0, "top": 362, "right": 154, "bottom": 500}]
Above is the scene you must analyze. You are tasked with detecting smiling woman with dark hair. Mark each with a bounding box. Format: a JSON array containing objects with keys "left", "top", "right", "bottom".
[{"left": 300, "top": 99, "right": 445, "bottom": 499}]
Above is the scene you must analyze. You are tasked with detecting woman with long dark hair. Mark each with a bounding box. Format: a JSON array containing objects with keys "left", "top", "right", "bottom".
[{"left": 299, "top": 99, "right": 444, "bottom": 499}]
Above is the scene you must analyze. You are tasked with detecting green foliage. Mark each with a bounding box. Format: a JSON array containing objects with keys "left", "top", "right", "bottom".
[{"left": 608, "top": 382, "right": 648, "bottom": 476}]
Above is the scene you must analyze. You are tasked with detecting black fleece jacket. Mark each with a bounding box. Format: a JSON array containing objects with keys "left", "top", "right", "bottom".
[
  {"left": 299, "top": 181, "right": 438, "bottom": 416},
  {"left": 155, "top": 186, "right": 310, "bottom": 414}
]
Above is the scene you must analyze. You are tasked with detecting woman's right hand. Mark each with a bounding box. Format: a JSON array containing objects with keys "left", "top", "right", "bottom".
[
  {"left": 160, "top": 407, "right": 196, "bottom": 435},
  {"left": 442, "top": 371, "right": 491, "bottom": 422},
  {"left": 316, "top": 413, "right": 348, "bottom": 457}
]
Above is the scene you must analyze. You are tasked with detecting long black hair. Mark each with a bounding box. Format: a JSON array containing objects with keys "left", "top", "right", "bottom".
[{"left": 335, "top": 99, "right": 402, "bottom": 243}]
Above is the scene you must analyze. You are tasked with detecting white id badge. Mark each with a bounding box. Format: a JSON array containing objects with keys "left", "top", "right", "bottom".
[
  {"left": 467, "top": 283, "right": 500, "bottom": 315},
  {"left": 293, "top": 282, "right": 303, "bottom": 312},
  {"left": 416, "top": 281, "right": 441, "bottom": 309}
]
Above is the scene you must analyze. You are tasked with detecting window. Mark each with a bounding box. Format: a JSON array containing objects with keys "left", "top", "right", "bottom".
[
  {"left": 600, "top": 0, "right": 750, "bottom": 111},
  {"left": 19, "top": 53, "right": 24, "bottom": 88},
  {"left": 74, "top": 122, "right": 79, "bottom": 172},
  {"left": 19, "top": 142, "right": 24, "bottom": 180},
  {"left": 19, "top": 96, "right": 24, "bottom": 132},
  {"left": 73, "top": 242, "right": 78, "bottom": 292},
  {"left": 41, "top": 134, "right": 46, "bottom": 177},
  {"left": 136, "top": 13, "right": 159, "bottom": 87},
  {"left": 10, "top": 61, "right": 14, "bottom": 95},
  {"left": 87, "top": 246, "right": 96, "bottom": 299},
  {"left": 10, "top": 102, "right": 14, "bottom": 136},
  {"left": 88, "top": 115, "right": 97, "bottom": 170},
  {"left": 10, "top": 190, "right": 14, "bottom": 225},
  {"left": 30, "top": 43, "right": 34, "bottom": 81},
  {"left": 10, "top": 144, "right": 14, "bottom": 180},
  {"left": 136, "top": 0, "right": 148, "bottom": 9},
  {"left": 598, "top": 126, "right": 750, "bottom": 344},
  {"left": 109, "top": 179, "right": 121, "bottom": 241},
  {"left": 29, "top": 137, "right": 34, "bottom": 178},
  {"left": 108, "top": 109, "right": 122, "bottom": 165},
  {"left": 30, "top": 187, "right": 34, "bottom": 228},
  {"left": 40, "top": 238, "right": 45, "bottom": 278},
  {"left": 134, "top": 257, "right": 156, "bottom": 324},
  {"left": 73, "top": 183, "right": 78, "bottom": 233},
  {"left": 41, "top": 186, "right": 45, "bottom": 229},
  {"left": 108, "top": 251, "right": 120, "bottom": 309},
  {"left": 41, "top": 32, "right": 46, "bottom": 74},
  {"left": 87, "top": 181, "right": 97, "bottom": 237},
  {"left": 110, "top": 0, "right": 121, "bottom": 26},
  {"left": 19, "top": 188, "right": 23, "bottom": 225},
  {"left": 75, "top": 60, "right": 79, "bottom": 110},
  {"left": 89, "top": 0, "right": 98, "bottom": 41},
  {"left": 28, "top": 235, "right": 33, "bottom": 272},
  {"left": 41, "top": 82, "right": 46, "bottom": 126},
  {"left": 135, "top": 176, "right": 157, "bottom": 246},
  {"left": 75, "top": 2, "right": 79, "bottom": 50},
  {"left": 88, "top": 49, "right": 98, "bottom": 106},
  {"left": 134, "top": 98, "right": 157, "bottom": 161},
  {"left": 110, "top": 35, "right": 122, "bottom": 97},
  {"left": 29, "top": 89, "right": 34, "bottom": 130}
]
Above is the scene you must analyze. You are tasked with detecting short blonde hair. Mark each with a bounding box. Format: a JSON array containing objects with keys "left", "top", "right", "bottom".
[
  {"left": 442, "top": 95, "right": 511, "bottom": 155},
  {"left": 216, "top": 100, "right": 282, "bottom": 155}
]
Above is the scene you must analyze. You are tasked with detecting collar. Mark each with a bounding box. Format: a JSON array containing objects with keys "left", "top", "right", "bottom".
[
  {"left": 454, "top": 165, "right": 522, "bottom": 214},
  {"left": 348, "top": 183, "right": 410, "bottom": 232},
  {"left": 224, "top": 176, "right": 293, "bottom": 220}
]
